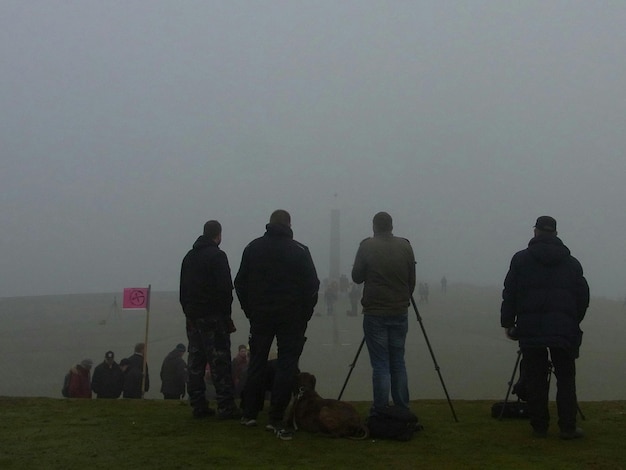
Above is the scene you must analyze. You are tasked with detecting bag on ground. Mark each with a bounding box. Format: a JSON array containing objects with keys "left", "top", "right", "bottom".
[
  {"left": 366, "top": 406, "right": 423, "bottom": 441},
  {"left": 491, "top": 400, "right": 529, "bottom": 419}
]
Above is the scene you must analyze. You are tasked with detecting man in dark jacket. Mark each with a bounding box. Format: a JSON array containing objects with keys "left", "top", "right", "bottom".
[
  {"left": 501, "top": 216, "right": 589, "bottom": 440},
  {"left": 235, "top": 209, "right": 319, "bottom": 439},
  {"left": 352, "top": 212, "right": 416, "bottom": 413},
  {"left": 123, "top": 342, "right": 150, "bottom": 399},
  {"left": 180, "top": 220, "right": 239, "bottom": 419},
  {"left": 91, "top": 351, "right": 123, "bottom": 399},
  {"left": 160, "top": 343, "right": 187, "bottom": 400}
]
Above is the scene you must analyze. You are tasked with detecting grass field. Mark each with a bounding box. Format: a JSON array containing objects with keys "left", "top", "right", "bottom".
[{"left": 1, "top": 398, "right": 624, "bottom": 469}]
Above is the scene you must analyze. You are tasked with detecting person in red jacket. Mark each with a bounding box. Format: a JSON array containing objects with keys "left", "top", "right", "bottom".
[{"left": 68, "top": 359, "right": 93, "bottom": 398}]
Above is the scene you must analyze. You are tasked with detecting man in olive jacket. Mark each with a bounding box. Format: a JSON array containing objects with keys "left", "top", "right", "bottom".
[
  {"left": 352, "top": 211, "right": 416, "bottom": 413},
  {"left": 501, "top": 215, "right": 589, "bottom": 440}
]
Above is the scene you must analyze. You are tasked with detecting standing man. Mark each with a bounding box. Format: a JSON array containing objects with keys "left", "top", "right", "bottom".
[
  {"left": 351, "top": 212, "right": 416, "bottom": 414},
  {"left": 180, "top": 220, "right": 240, "bottom": 419},
  {"left": 235, "top": 209, "right": 319, "bottom": 440},
  {"left": 91, "top": 351, "right": 124, "bottom": 399},
  {"left": 501, "top": 216, "right": 589, "bottom": 439},
  {"left": 123, "top": 343, "right": 150, "bottom": 399},
  {"left": 160, "top": 343, "right": 188, "bottom": 400}
]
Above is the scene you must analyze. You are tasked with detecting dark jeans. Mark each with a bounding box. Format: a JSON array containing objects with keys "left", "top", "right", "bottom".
[
  {"left": 186, "top": 316, "right": 236, "bottom": 413},
  {"left": 242, "top": 312, "right": 307, "bottom": 423},
  {"left": 521, "top": 346, "right": 578, "bottom": 433}
]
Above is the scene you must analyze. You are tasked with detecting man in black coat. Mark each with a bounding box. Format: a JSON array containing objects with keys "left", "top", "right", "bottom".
[
  {"left": 235, "top": 209, "right": 319, "bottom": 439},
  {"left": 123, "top": 342, "right": 150, "bottom": 399},
  {"left": 501, "top": 216, "right": 589, "bottom": 439},
  {"left": 180, "top": 220, "right": 239, "bottom": 419},
  {"left": 91, "top": 350, "right": 123, "bottom": 398},
  {"left": 160, "top": 343, "right": 187, "bottom": 400}
]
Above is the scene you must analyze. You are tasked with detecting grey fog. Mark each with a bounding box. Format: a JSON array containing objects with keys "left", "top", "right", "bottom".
[{"left": 2, "top": 1, "right": 626, "bottom": 299}]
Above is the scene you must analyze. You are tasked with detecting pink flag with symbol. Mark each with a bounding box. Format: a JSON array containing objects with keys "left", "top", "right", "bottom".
[{"left": 122, "top": 287, "right": 150, "bottom": 310}]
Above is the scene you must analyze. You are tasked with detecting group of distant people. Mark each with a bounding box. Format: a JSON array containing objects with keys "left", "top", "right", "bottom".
[{"left": 65, "top": 342, "right": 150, "bottom": 399}]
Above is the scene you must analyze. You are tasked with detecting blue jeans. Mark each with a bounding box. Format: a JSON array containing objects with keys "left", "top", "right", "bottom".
[{"left": 363, "top": 313, "right": 409, "bottom": 411}]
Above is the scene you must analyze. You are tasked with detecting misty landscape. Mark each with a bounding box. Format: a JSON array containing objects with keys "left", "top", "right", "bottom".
[
  {"left": 2, "top": 1, "right": 626, "bottom": 405},
  {"left": 1, "top": 285, "right": 624, "bottom": 403}
]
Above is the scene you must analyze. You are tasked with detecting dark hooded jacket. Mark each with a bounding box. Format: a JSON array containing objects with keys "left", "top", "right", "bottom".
[
  {"left": 179, "top": 235, "right": 233, "bottom": 319},
  {"left": 160, "top": 350, "right": 187, "bottom": 397},
  {"left": 234, "top": 223, "right": 319, "bottom": 321},
  {"left": 501, "top": 234, "right": 589, "bottom": 356}
]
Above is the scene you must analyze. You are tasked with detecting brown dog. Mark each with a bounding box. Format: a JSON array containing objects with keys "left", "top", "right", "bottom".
[{"left": 286, "top": 372, "right": 368, "bottom": 439}]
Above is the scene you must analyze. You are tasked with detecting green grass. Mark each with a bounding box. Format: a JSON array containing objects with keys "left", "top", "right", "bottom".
[{"left": 0, "top": 398, "right": 624, "bottom": 469}]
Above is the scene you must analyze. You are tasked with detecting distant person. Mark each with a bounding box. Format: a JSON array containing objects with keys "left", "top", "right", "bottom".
[
  {"left": 68, "top": 358, "right": 93, "bottom": 399},
  {"left": 180, "top": 219, "right": 240, "bottom": 419},
  {"left": 123, "top": 342, "right": 150, "bottom": 399},
  {"left": 348, "top": 283, "right": 362, "bottom": 317},
  {"left": 232, "top": 344, "right": 249, "bottom": 400},
  {"left": 441, "top": 276, "right": 447, "bottom": 294},
  {"left": 324, "top": 281, "right": 338, "bottom": 315},
  {"left": 235, "top": 209, "right": 319, "bottom": 440},
  {"left": 418, "top": 283, "right": 427, "bottom": 303},
  {"left": 91, "top": 351, "right": 123, "bottom": 399},
  {"left": 352, "top": 211, "right": 416, "bottom": 414},
  {"left": 501, "top": 216, "right": 589, "bottom": 439},
  {"left": 160, "top": 343, "right": 188, "bottom": 400}
]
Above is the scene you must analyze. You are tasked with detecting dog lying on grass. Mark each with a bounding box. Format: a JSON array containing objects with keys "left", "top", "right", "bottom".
[{"left": 286, "top": 372, "right": 368, "bottom": 439}]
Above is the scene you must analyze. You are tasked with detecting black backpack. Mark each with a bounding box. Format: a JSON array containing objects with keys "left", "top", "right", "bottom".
[
  {"left": 61, "top": 371, "right": 71, "bottom": 398},
  {"left": 366, "top": 406, "right": 423, "bottom": 441}
]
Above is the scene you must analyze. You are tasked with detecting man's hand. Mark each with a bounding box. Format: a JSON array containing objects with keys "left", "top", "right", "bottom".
[
  {"left": 226, "top": 318, "right": 237, "bottom": 334},
  {"left": 504, "top": 327, "right": 518, "bottom": 340}
]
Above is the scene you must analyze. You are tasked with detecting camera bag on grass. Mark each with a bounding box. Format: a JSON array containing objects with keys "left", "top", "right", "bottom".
[
  {"left": 366, "top": 406, "right": 423, "bottom": 441},
  {"left": 491, "top": 400, "right": 529, "bottom": 419}
]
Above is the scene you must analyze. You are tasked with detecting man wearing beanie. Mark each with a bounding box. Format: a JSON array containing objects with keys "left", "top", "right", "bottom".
[
  {"left": 160, "top": 343, "right": 188, "bottom": 400},
  {"left": 352, "top": 212, "right": 416, "bottom": 414},
  {"left": 91, "top": 351, "right": 123, "bottom": 399},
  {"left": 501, "top": 216, "right": 589, "bottom": 440},
  {"left": 235, "top": 209, "right": 319, "bottom": 440}
]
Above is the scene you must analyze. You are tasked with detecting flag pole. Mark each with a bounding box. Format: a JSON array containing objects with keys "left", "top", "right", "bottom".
[{"left": 141, "top": 284, "right": 151, "bottom": 398}]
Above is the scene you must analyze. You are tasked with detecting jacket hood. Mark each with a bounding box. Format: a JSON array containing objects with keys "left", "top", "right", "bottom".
[
  {"left": 265, "top": 223, "right": 293, "bottom": 239},
  {"left": 527, "top": 235, "right": 571, "bottom": 266},
  {"left": 192, "top": 235, "right": 217, "bottom": 250}
]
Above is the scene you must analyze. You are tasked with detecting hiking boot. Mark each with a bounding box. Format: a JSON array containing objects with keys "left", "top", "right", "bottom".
[
  {"left": 559, "top": 427, "right": 584, "bottom": 440},
  {"left": 192, "top": 407, "right": 216, "bottom": 419},
  {"left": 275, "top": 428, "right": 294, "bottom": 441},
  {"left": 217, "top": 408, "right": 243, "bottom": 420},
  {"left": 266, "top": 421, "right": 294, "bottom": 440},
  {"left": 240, "top": 417, "right": 257, "bottom": 427}
]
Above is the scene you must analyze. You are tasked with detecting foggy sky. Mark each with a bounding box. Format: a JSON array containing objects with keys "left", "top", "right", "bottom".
[{"left": 2, "top": 1, "right": 625, "bottom": 298}]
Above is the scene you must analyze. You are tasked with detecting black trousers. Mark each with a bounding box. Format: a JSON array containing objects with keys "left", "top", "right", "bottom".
[
  {"left": 521, "top": 347, "right": 578, "bottom": 433},
  {"left": 242, "top": 312, "right": 307, "bottom": 423}
]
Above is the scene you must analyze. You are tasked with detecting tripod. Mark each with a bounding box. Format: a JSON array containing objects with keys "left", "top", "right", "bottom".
[
  {"left": 337, "top": 295, "right": 458, "bottom": 422},
  {"left": 499, "top": 349, "right": 585, "bottom": 421}
]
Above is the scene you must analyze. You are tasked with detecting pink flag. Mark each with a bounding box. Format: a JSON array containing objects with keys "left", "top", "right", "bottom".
[{"left": 123, "top": 287, "right": 150, "bottom": 310}]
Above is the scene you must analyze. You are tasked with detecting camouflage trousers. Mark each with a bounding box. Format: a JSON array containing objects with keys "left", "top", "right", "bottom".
[{"left": 186, "top": 316, "right": 236, "bottom": 413}]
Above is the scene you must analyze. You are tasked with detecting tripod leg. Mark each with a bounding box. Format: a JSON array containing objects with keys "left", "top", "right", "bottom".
[
  {"left": 499, "top": 350, "right": 522, "bottom": 420},
  {"left": 410, "top": 296, "right": 459, "bottom": 422},
  {"left": 337, "top": 337, "right": 366, "bottom": 400}
]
